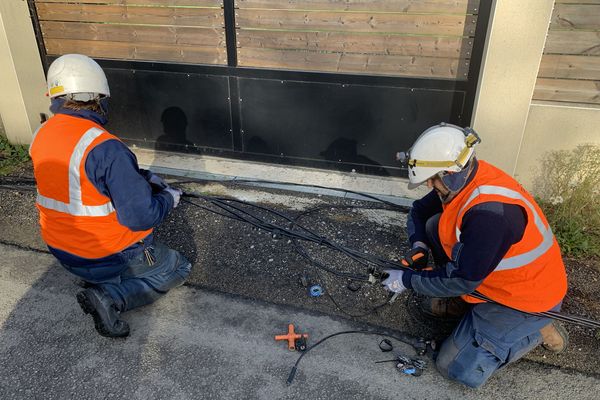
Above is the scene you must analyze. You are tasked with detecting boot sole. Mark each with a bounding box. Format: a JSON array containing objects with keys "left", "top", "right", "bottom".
[{"left": 76, "top": 291, "right": 129, "bottom": 338}]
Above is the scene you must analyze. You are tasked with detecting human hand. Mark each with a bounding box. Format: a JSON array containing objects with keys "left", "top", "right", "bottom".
[
  {"left": 164, "top": 187, "right": 182, "bottom": 208},
  {"left": 401, "top": 245, "right": 428, "bottom": 270},
  {"left": 381, "top": 269, "right": 406, "bottom": 293},
  {"left": 148, "top": 173, "right": 169, "bottom": 190}
]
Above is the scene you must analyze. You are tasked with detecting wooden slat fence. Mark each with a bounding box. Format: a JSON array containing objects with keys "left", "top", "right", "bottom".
[
  {"left": 34, "top": 0, "right": 227, "bottom": 65},
  {"left": 235, "top": 0, "right": 480, "bottom": 79},
  {"left": 534, "top": 0, "right": 600, "bottom": 105},
  {"left": 34, "top": 0, "right": 480, "bottom": 79}
]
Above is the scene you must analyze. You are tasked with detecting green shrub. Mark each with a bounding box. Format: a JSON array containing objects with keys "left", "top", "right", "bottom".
[
  {"left": 0, "top": 135, "right": 30, "bottom": 176},
  {"left": 534, "top": 145, "right": 600, "bottom": 258}
]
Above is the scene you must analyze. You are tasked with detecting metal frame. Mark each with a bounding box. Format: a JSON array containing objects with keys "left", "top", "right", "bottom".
[
  {"left": 462, "top": 0, "right": 494, "bottom": 125},
  {"left": 29, "top": 0, "right": 493, "bottom": 176},
  {"left": 26, "top": 0, "right": 49, "bottom": 74},
  {"left": 223, "top": 0, "right": 238, "bottom": 67}
]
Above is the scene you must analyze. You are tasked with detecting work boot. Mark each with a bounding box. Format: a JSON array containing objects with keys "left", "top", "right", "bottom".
[
  {"left": 419, "top": 296, "right": 470, "bottom": 320},
  {"left": 540, "top": 321, "right": 568, "bottom": 353},
  {"left": 76, "top": 288, "right": 130, "bottom": 338}
]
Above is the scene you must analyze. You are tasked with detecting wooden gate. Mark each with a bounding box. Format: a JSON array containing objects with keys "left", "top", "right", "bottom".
[{"left": 29, "top": 0, "right": 490, "bottom": 176}]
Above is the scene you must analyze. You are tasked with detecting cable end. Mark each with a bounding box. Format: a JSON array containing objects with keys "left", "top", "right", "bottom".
[{"left": 286, "top": 366, "right": 297, "bottom": 385}]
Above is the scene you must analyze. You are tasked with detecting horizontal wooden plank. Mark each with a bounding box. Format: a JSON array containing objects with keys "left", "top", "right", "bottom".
[
  {"left": 534, "top": 78, "right": 600, "bottom": 104},
  {"left": 551, "top": 4, "right": 600, "bottom": 30},
  {"left": 238, "top": 47, "right": 469, "bottom": 79},
  {"left": 237, "top": 29, "right": 472, "bottom": 58},
  {"left": 236, "top": 9, "right": 476, "bottom": 36},
  {"left": 45, "top": 38, "right": 227, "bottom": 64},
  {"left": 236, "top": 0, "right": 480, "bottom": 14},
  {"left": 40, "top": 21, "right": 225, "bottom": 46},
  {"left": 544, "top": 30, "right": 600, "bottom": 55},
  {"left": 35, "top": 0, "right": 222, "bottom": 6},
  {"left": 539, "top": 54, "right": 600, "bottom": 80},
  {"left": 36, "top": 3, "right": 223, "bottom": 27}
]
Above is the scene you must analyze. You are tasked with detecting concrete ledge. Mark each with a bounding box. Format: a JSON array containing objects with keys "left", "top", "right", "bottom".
[{"left": 131, "top": 147, "right": 427, "bottom": 206}]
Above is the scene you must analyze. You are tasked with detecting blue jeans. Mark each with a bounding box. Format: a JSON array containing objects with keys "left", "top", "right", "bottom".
[
  {"left": 435, "top": 302, "right": 558, "bottom": 388},
  {"left": 63, "top": 242, "right": 192, "bottom": 312},
  {"left": 424, "top": 213, "right": 556, "bottom": 388}
]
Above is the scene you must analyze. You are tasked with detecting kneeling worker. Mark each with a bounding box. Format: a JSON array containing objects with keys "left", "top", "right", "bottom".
[
  {"left": 382, "top": 123, "right": 568, "bottom": 388},
  {"left": 30, "top": 54, "right": 192, "bottom": 337}
]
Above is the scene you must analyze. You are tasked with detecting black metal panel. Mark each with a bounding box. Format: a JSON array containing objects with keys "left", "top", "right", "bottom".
[
  {"left": 103, "top": 69, "right": 233, "bottom": 153},
  {"left": 223, "top": 0, "right": 238, "bottom": 67},
  {"left": 463, "top": 0, "right": 494, "bottom": 124},
  {"left": 238, "top": 78, "right": 464, "bottom": 176},
  {"left": 33, "top": 0, "right": 494, "bottom": 178}
]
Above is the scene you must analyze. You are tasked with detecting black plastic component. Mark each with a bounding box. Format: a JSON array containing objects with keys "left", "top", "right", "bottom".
[
  {"left": 379, "top": 339, "right": 393, "bottom": 352},
  {"left": 295, "top": 337, "right": 307, "bottom": 352}
]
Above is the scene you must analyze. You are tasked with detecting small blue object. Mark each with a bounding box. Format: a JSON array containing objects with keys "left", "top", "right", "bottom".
[{"left": 309, "top": 285, "right": 323, "bottom": 297}]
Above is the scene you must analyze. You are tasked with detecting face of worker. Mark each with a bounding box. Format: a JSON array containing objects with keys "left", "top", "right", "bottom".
[{"left": 427, "top": 175, "right": 455, "bottom": 203}]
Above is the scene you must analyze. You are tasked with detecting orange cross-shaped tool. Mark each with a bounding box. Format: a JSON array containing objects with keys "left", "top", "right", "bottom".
[{"left": 275, "top": 324, "right": 308, "bottom": 351}]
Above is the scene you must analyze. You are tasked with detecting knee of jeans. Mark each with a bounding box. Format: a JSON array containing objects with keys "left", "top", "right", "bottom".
[
  {"left": 436, "top": 336, "right": 459, "bottom": 379},
  {"left": 176, "top": 258, "right": 192, "bottom": 279},
  {"left": 436, "top": 335, "right": 503, "bottom": 389}
]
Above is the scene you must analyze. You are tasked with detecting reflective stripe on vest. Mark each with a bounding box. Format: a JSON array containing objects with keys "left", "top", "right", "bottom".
[
  {"left": 29, "top": 122, "right": 46, "bottom": 157},
  {"left": 455, "top": 185, "right": 554, "bottom": 272},
  {"left": 35, "top": 127, "right": 115, "bottom": 217}
]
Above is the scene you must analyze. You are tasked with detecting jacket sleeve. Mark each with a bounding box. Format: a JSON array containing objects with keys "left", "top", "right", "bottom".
[
  {"left": 402, "top": 202, "right": 527, "bottom": 297},
  {"left": 85, "top": 139, "right": 174, "bottom": 231},
  {"left": 407, "top": 190, "right": 443, "bottom": 246}
]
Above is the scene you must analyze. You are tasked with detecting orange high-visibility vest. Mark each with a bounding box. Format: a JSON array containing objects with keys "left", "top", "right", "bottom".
[
  {"left": 30, "top": 114, "right": 152, "bottom": 259},
  {"left": 438, "top": 160, "right": 567, "bottom": 312}
]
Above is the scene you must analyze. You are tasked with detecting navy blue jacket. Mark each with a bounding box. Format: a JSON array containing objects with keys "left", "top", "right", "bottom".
[
  {"left": 401, "top": 161, "right": 527, "bottom": 297},
  {"left": 47, "top": 100, "right": 173, "bottom": 267}
]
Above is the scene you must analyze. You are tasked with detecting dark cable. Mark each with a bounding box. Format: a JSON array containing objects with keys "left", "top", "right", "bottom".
[{"left": 287, "top": 330, "right": 425, "bottom": 385}]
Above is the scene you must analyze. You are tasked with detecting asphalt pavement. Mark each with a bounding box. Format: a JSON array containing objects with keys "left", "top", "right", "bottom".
[{"left": 1, "top": 243, "right": 598, "bottom": 400}]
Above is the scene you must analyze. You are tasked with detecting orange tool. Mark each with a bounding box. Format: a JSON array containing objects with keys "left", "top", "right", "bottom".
[
  {"left": 401, "top": 251, "right": 425, "bottom": 266},
  {"left": 275, "top": 324, "right": 308, "bottom": 351}
]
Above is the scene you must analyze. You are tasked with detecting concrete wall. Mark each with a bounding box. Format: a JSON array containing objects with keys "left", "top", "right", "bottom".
[
  {"left": 515, "top": 103, "right": 600, "bottom": 190},
  {"left": 0, "top": 1, "right": 48, "bottom": 145},
  {"left": 471, "top": 0, "right": 555, "bottom": 177}
]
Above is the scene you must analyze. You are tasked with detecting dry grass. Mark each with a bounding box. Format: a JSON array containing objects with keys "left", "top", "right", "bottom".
[{"left": 533, "top": 145, "right": 600, "bottom": 258}]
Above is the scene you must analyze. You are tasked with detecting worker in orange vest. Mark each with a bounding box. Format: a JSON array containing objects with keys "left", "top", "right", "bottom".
[
  {"left": 30, "top": 54, "right": 192, "bottom": 338},
  {"left": 381, "top": 123, "right": 568, "bottom": 387}
]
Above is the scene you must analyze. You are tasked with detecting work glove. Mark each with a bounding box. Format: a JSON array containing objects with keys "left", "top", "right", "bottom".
[
  {"left": 401, "top": 244, "right": 429, "bottom": 270},
  {"left": 148, "top": 173, "right": 169, "bottom": 191},
  {"left": 164, "top": 187, "right": 182, "bottom": 209},
  {"left": 381, "top": 269, "right": 407, "bottom": 294}
]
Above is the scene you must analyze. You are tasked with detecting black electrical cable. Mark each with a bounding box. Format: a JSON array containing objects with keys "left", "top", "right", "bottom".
[
  {"left": 181, "top": 190, "right": 600, "bottom": 330},
  {"left": 172, "top": 177, "right": 408, "bottom": 210},
  {"left": 2, "top": 177, "right": 600, "bottom": 330},
  {"left": 183, "top": 194, "right": 372, "bottom": 280},
  {"left": 290, "top": 203, "right": 397, "bottom": 316},
  {"left": 286, "top": 330, "right": 429, "bottom": 385},
  {"left": 468, "top": 291, "right": 600, "bottom": 330}
]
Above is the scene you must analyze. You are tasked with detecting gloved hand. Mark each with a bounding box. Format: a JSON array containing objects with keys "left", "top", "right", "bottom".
[
  {"left": 148, "top": 173, "right": 169, "bottom": 191},
  {"left": 401, "top": 245, "right": 429, "bottom": 270},
  {"left": 164, "top": 187, "right": 182, "bottom": 208},
  {"left": 381, "top": 269, "right": 407, "bottom": 294}
]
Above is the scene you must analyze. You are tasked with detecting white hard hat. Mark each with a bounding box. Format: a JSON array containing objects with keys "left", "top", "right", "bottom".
[
  {"left": 405, "top": 123, "right": 480, "bottom": 189},
  {"left": 46, "top": 54, "right": 110, "bottom": 101}
]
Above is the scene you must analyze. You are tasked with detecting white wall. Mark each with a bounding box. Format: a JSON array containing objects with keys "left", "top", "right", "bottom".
[
  {"left": 515, "top": 103, "right": 600, "bottom": 189},
  {"left": 0, "top": 1, "right": 48, "bottom": 145}
]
